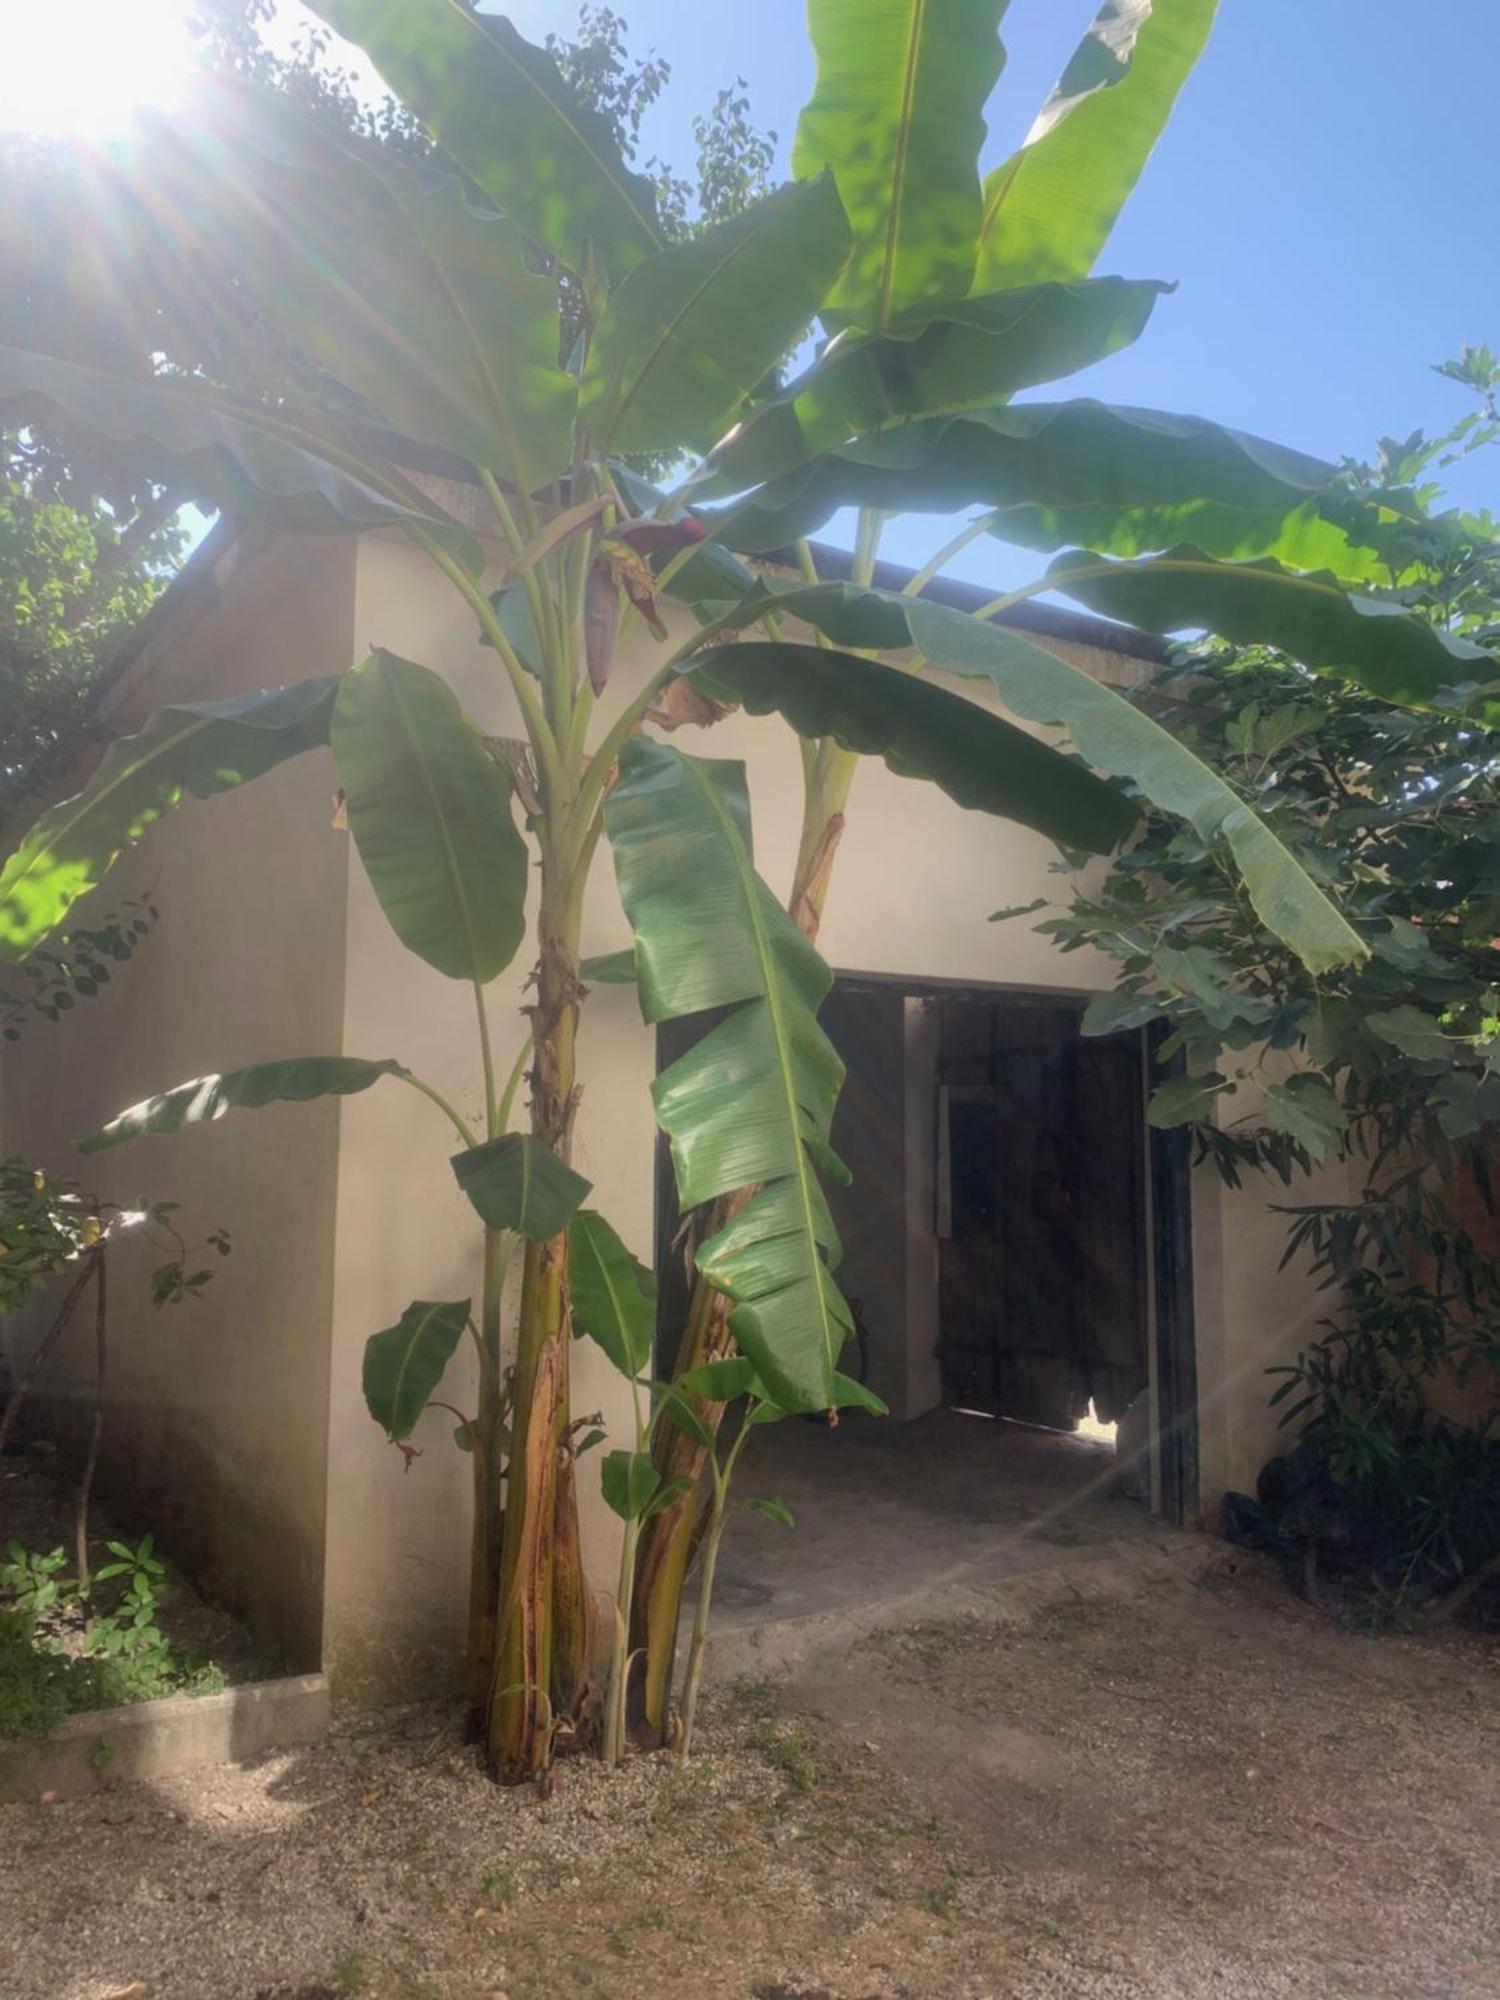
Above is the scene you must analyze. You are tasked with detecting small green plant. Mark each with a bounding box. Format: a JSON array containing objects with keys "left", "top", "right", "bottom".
[
  {"left": 0, "top": 1542, "right": 72, "bottom": 1624},
  {"left": 0, "top": 1531, "right": 227, "bottom": 1736}
]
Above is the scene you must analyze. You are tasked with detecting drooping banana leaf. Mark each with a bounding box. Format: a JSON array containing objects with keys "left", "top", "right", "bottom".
[
  {"left": 686, "top": 580, "right": 1365, "bottom": 974},
  {"left": 451, "top": 1134, "right": 592, "bottom": 1241},
  {"left": 690, "top": 277, "right": 1167, "bottom": 499},
  {"left": 685, "top": 640, "right": 1136, "bottom": 854},
  {"left": 974, "top": 0, "right": 1218, "bottom": 292},
  {"left": 308, "top": 0, "right": 662, "bottom": 279},
  {"left": 903, "top": 595, "right": 1368, "bottom": 974},
  {"left": 604, "top": 739, "right": 853, "bottom": 1413},
  {"left": 77, "top": 1057, "right": 407, "bottom": 1152},
  {"left": 582, "top": 175, "right": 850, "bottom": 457},
  {"left": 1045, "top": 546, "right": 1493, "bottom": 710},
  {"left": 331, "top": 651, "right": 528, "bottom": 984},
  {"left": 568, "top": 1209, "right": 656, "bottom": 1378},
  {"left": 705, "top": 401, "right": 1393, "bottom": 579},
  {"left": 362, "top": 1297, "right": 471, "bottom": 1442},
  {"left": 146, "top": 78, "right": 577, "bottom": 493},
  {"left": 0, "top": 677, "right": 339, "bottom": 961},
  {"left": 0, "top": 344, "right": 479, "bottom": 562},
  {"left": 986, "top": 497, "right": 1399, "bottom": 580},
  {"left": 793, "top": 0, "right": 1009, "bottom": 326}
]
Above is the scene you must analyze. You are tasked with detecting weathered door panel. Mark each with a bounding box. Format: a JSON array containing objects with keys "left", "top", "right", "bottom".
[{"left": 936, "top": 997, "right": 1146, "bottom": 1429}]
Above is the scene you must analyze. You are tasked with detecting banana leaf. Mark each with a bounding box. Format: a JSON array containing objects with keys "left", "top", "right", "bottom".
[
  {"left": 0, "top": 344, "right": 478, "bottom": 563},
  {"left": 691, "top": 277, "right": 1167, "bottom": 499},
  {"left": 704, "top": 401, "right": 1392, "bottom": 580},
  {"left": 147, "top": 78, "right": 577, "bottom": 493},
  {"left": 685, "top": 640, "right": 1136, "bottom": 854},
  {"left": 1046, "top": 546, "right": 1493, "bottom": 710},
  {"left": 331, "top": 652, "right": 528, "bottom": 983},
  {"left": 568, "top": 1209, "right": 656, "bottom": 1378},
  {"left": 793, "top": 0, "right": 1009, "bottom": 325},
  {"left": 451, "top": 1134, "right": 592, "bottom": 1241},
  {"left": 309, "top": 0, "right": 662, "bottom": 279},
  {"left": 689, "top": 579, "right": 1366, "bottom": 973},
  {"left": 0, "top": 677, "right": 338, "bottom": 961},
  {"left": 604, "top": 739, "right": 853, "bottom": 1412},
  {"left": 975, "top": 0, "right": 1218, "bottom": 291},
  {"left": 363, "top": 1298, "right": 471, "bottom": 1442},
  {"left": 583, "top": 175, "right": 850, "bottom": 456},
  {"left": 77, "top": 1057, "right": 406, "bottom": 1151}
]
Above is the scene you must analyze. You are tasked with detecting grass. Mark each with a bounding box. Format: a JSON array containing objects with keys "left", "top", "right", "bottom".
[
  {"left": 751, "top": 1716, "right": 818, "bottom": 1795},
  {"left": 480, "top": 1869, "right": 517, "bottom": 1910},
  {"left": 331, "top": 1951, "right": 368, "bottom": 1996}
]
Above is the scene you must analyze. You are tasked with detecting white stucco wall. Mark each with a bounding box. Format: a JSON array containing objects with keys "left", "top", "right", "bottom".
[{"left": 0, "top": 530, "right": 356, "bottom": 1669}]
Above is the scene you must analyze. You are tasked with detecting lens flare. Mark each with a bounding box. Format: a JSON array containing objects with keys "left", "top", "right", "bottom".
[{"left": 0, "top": 0, "right": 193, "bottom": 140}]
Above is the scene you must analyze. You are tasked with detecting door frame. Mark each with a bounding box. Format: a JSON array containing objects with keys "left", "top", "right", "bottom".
[{"left": 651, "top": 973, "right": 1200, "bottom": 1522}]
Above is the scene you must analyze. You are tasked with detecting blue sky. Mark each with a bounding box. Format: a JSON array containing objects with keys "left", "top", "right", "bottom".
[{"left": 284, "top": 1, "right": 1499, "bottom": 586}]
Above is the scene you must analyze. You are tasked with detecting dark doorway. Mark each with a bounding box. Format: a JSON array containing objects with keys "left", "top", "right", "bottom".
[
  {"left": 655, "top": 978, "right": 1189, "bottom": 1514},
  {"left": 931, "top": 995, "right": 1147, "bottom": 1429}
]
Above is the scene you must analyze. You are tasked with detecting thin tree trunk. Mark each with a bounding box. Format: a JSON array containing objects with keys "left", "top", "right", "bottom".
[
  {"left": 0, "top": 1253, "right": 99, "bottom": 1458},
  {"left": 465, "top": 1230, "right": 508, "bottom": 1727},
  {"left": 73, "top": 1248, "right": 107, "bottom": 1592},
  {"left": 487, "top": 898, "right": 585, "bottom": 1780},
  {"left": 74, "top": 1254, "right": 107, "bottom": 1597},
  {"left": 629, "top": 756, "right": 855, "bottom": 1738}
]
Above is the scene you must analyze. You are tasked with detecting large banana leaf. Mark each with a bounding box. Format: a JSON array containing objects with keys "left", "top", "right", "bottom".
[
  {"left": 685, "top": 640, "right": 1136, "bottom": 854},
  {"left": 987, "top": 498, "right": 1397, "bottom": 580},
  {"left": 1046, "top": 547, "right": 1493, "bottom": 709},
  {"left": 582, "top": 176, "right": 850, "bottom": 457},
  {"left": 0, "top": 344, "right": 477, "bottom": 558},
  {"left": 793, "top": 0, "right": 1009, "bottom": 326},
  {"left": 0, "top": 678, "right": 338, "bottom": 961},
  {"left": 708, "top": 401, "right": 1386, "bottom": 574},
  {"left": 362, "top": 1298, "right": 471, "bottom": 1442},
  {"left": 568, "top": 1210, "right": 656, "bottom": 1378},
  {"left": 77, "top": 1057, "right": 406, "bottom": 1152},
  {"left": 904, "top": 596, "right": 1367, "bottom": 974},
  {"left": 974, "top": 0, "right": 1218, "bottom": 292},
  {"left": 149, "top": 80, "right": 576, "bottom": 494},
  {"left": 331, "top": 651, "right": 528, "bottom": 984},
  {"left": 604, "top": 739, "right": 852, "bottom": 1413},
  {"left": 309, "top": 0, "right": 662, "bottom": 279},
  {"left": 693, "top": 278, "right": 1167, "bottom": 499},
  {"left": 691, "top": 581, "right": 1365, "bottom": 974}
]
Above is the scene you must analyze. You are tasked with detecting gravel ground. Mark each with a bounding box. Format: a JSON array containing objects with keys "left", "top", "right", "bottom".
[{"left": 1, "top": 1549, "right": 1496, "bottom": 2000}]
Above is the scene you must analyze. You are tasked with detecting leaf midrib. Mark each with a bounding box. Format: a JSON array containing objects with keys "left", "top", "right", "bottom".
[
  {"left": 680, "top": 759, "right": 839, "bottom": 1388},
  {"left": 878, "top": 0, "right": 930, "bottom": 329},
  {"left": 381, "top": 662, "right": 487, "bottom": 980},
  {"left": 435, "top": 0, "right": 663, "bottom": 259},
  {"left": 0, "top": 710, "right": 209, "bottom": 913},
  {"left": 387, "top": 1303, "right": 445, "bottom": 1432},
  {"left": 596, "top": 194, "right": 802, "bottom": 449},
  {"left": 575, "top": 1218, "right": 650, "bottom": 1370}
]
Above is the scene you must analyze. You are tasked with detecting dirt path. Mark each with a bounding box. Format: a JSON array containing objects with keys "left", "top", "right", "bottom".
[{"left": 1, "top": 1548, "right": 1495, "bottom": 2000}]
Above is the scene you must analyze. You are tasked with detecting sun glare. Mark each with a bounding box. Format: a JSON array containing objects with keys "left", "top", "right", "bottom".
[{"left": 0, "top": 0, "right": 193, "bottom": 140}]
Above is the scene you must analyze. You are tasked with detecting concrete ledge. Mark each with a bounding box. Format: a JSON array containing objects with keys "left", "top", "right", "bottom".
[{"left": 0, "top": 1672, "right": 329, "bottom": 1802}]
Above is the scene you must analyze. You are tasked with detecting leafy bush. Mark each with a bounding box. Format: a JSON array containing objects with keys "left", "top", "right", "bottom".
[
  {"left": 1037, "top": 360, "right": 1500, "bottom": 1620},
  {"left": 0, "top": 1535, "right": 226, "bottom": 1739}
]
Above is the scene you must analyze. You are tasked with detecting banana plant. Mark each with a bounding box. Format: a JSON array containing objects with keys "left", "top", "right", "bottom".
[{"left": 0, "top": 0, "right": 1474, "bottom": 1778}]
